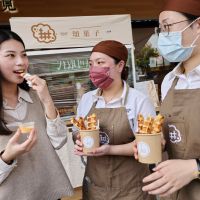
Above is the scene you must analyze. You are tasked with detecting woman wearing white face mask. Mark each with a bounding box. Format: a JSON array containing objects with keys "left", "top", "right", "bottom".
[{"left": 141, "top": 0, "right": 200, "bottom": 199}]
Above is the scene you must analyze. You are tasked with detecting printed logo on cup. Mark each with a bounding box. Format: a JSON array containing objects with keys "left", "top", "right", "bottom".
[
  {"left": 138, "top": 142, "right": 150, "bottom": 158},
  {"left": 99, "top": 131, "right": 110, "bottom": 145},
  {"left": 83, "top": 136, "right": 94, "bottom": 148},
  {"left": 168, "top": 124, "right": 182, "bottom": 143}
]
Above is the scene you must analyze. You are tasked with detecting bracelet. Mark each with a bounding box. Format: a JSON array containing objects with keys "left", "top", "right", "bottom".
[
  {"left": 195, "top": 158, "right": 200, "bottom": 179},
  {"left": 0, "top": 150, "right": 14, "bottom": 165}
]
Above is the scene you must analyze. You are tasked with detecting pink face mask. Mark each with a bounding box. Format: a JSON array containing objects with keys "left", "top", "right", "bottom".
[{"left": 89, "top": 66, "right": 113, "bottom": 89}]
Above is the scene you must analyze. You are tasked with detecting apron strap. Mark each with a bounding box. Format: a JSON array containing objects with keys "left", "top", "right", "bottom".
[
  {"left": 122, "top": 83, "right": 129, "bottom": 106},
  {"left": 162, "top": 77, "right": 179, "bottom": 115},
  {"left": 171, "top": 77, "right": 179, "bottom": 90}
]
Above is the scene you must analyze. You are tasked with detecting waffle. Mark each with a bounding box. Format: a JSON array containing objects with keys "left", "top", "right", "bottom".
[
  {"left": 71, "top": 117, "right": 86, "bottom": 130},
  {"left": 20, "top": 72, "right": 32, "bottom": 87},
  {"left": 137, "top": 114, "right": 144, "bottom": 132},
  {"left": 71, "top": 113, "right": 98, "bottom": 130},
  {"left": 137, "top": 113, "right": 164, "bottom": 134},
  {"left": 86, "top": 113, "right": 98, "bottom": 130}
]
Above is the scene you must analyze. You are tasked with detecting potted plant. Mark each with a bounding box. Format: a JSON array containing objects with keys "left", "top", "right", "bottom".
[{"left": 136, "top": 44, "right": 159, "bottom": 74}]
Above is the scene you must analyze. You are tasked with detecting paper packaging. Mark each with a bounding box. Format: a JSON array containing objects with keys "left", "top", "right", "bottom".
[
  {"left": 80, "top": 129, "right": 100, "bottom": 153},
  {"left": 136, "top": 132, "right": 162, "bottom": 164},
  {"left": 19, "top": 122, "right": 35, "bottom": 134}
]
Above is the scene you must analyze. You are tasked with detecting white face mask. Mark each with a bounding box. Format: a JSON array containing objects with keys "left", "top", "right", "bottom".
[{"left": 157, "top": 19, "right": 200, "bottom": 62}]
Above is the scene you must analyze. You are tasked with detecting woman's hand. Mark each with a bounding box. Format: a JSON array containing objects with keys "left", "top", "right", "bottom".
[
  {"left": 1, "top": 128, "right": 37, "bottom": 164},
  {"left": 72, "top": 130, "right": 79, "bottom": 144},
  {"left": 27, "top": 75, "right": 57, "bottom": 119},
  {"left": 142, "top": 159, "right": 198, "bottom": 197},
  {"left": 74, "top": 134, "right": 110, "bottom": 156},
  {"left": 27, "top": 75, "right": 52, "bottom": 104},
  {"left": 133, "top": 139, "right": 138, "bottom": 160}
]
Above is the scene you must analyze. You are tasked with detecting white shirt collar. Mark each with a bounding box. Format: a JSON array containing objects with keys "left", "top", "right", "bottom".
[
  {"left": 194, "top": 65, "right": 200, "bottom": 76},
  {"left": 169, "top": 63, "right": 200, "bottom": 80},
  {"left": 18, "top": 87, "right": 33, "bottom": 103},
  {"left": 169, "top": 63, "right": 183, "bottom": 80},
  {"left": 3, "top": 87, "right": 33, "bottom": 107},
  {"left": 92, "top": 80, "right": 127, "bottom": 105}
]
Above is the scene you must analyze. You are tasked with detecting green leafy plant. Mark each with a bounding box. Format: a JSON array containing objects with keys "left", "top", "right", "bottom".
[{"left": 136, "top": 45, "right": 159, "bottom": 72}]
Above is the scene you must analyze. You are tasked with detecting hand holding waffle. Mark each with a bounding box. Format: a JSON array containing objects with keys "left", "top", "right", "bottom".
[
  {"left": 20, "top": 72, "right": 32, "bottom": 87},
  {"left": 20, "top": 72, "right": 57, "bottom": 119},
  {"left": 20, "top": 72, "right": 52, "bottom": 102},
  {"left": 72, "top": 114, "right": 102, "bottom": 155}
]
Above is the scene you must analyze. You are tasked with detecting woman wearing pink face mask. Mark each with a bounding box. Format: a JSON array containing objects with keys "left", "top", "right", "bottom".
[
  {"left": 74, "top": 40, "right": 156, "bottom": 200},
  {"left": 138, "top": 0, "right": 200, "bottom": 200}
]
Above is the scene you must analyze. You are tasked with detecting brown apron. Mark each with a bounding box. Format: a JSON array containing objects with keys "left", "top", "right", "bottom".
[
  {"left": 0, "top": 90, "right": 73, "bottom": 200},
  {"left": 160, "top": 78, "right": 200, "bottom": 200},
  {"left": 83, "top": 86, "right": 155, "bottom": 200}
]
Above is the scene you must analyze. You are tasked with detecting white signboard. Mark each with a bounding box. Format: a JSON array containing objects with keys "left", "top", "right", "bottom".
[{"left": 10, "top": 14, "right": 133, "bottom": 49}]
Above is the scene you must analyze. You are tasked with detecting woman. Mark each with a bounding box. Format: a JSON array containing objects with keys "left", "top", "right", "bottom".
[
  {"left": 74, "top": 40, "right": 156, "bottom": 200},
  {"left": 141, "top": 0, "right": 200, "bottom": 199},
  {"left": 0, "top": 30, "right": 73, "bottom": 200}
]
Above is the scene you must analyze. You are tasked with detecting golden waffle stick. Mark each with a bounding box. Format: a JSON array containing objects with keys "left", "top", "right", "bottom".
[
  {"left": 87, "top": 127, "right": 96, "bottom": 130},
  {"left": 152, "top": 122, "right": 161, "bottom": 129},
  {"left": 155, "top": 114, "right": 164, "bottom": 121},
  {"left": 91, "top": 113, "right": 97, "bottom": 118},
  {"left": 87, "top": 123, "right": 97, "bottom": 130},
  {"left": 87, "top": 113, "right": 97, "bottom": 118},
  {"left": 87, "top": 114, "right": 97, "bottom": 122},
  {"left": 71, "top": 113, "right": 99, "bottom": 130},
  {"left": 138, "top": 114, "right": 144, "bottom": 121},
  {"left": 137, "top": 113, "right": 164, "bottom": 134},
  {"left": 87, "top": 119, "right": 96, "bottom": 123},
  {"left": 87, "top": 122, "right": 96, "bottom": 127},
  {"left": 87, "top": 113, "right": 97, "bottom": 128},
  {"left": 71, "top": 117, "right": 80, "bottom": 128},
  {"left": 138, "top": 124, "right": 143, "bottom": 129},
  {"left": 143, "top": 120, "right": 152, "bottom": 126},
  {"left": 70, "top": 117, "right": 86, "bottom": 130},
  {"left": 78, "top": 117, "right": 86, "bottom": 130},
  {"left": 141, "top": 126, "right": 151, "bottom": 134},
  {"left": 153, "top": 120, "right": 162, "bottom": 126},
  {"left": 138, "top": 113, "right": 144, "bottom": 132},
  {"left": 146, "top": 116, "right": 154, "bottom": 123},
  {"left": 152, "top": 127, "right": 161, "bottom": 133}
]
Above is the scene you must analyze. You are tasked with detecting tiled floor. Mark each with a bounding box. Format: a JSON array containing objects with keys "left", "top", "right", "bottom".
[{"left": 62, "top": 187, "right": 82, "bottom": 200}]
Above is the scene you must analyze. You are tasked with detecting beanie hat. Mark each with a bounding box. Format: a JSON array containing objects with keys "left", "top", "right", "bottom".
[
  {"left": 162, "top": 0, "right": 200, "bottom": 16},
  {"left": 92, "top": 40, "right": 128, "bottom": 62}
]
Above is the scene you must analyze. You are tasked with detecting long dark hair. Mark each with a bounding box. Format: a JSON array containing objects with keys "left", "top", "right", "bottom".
[
  {"left": 0, "top": 30, "right": 30, "bottom": 135},
  {"left": 0, "top": 72, "right": 12, "bottom": 135}
]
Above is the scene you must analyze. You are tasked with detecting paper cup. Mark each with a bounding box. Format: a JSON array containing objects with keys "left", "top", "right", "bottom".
[
  {"left": 19, "top": 122, "right": 35, "bottom": 134},
  {"left": 80, "top": 129, "right": 100, "bottom": 153},
  {"left": 135, "top": 132, "right": 162, "bottom": 164}
]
